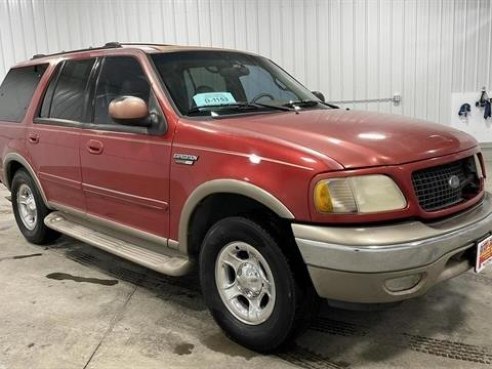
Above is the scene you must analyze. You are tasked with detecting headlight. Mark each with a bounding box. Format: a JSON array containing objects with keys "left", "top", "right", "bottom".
[{"left": 314, "top": 175, "right": 407, "bottom": 213}]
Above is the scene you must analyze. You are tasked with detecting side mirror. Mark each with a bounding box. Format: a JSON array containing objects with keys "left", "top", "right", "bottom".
[
  {"left": 311, "top": 91, "right": 325, "bottom": 102},
  {"left": 109, "top": 96, "right": 152, "bottom": 126}
]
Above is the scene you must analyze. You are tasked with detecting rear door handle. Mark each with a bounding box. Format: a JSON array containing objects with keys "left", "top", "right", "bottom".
[
  {"left": 86, "top": 139, "right": 104, "bottom": 155},
  {"left": 28, "top": 132, "right": 39, "bottom": 144}
]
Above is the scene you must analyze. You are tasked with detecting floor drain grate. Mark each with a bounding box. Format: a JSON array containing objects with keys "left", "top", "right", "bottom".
[
  {"left": 404, "top": 334, "right": 492, "bottom": 364},
  {"left": 277, "top": 345, "right": 350, "bottom": 369},
  {"left": 310, "top": 317, "right": 369, "bottom": 337}
]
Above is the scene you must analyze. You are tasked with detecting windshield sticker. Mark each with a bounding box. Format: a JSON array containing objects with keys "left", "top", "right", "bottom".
[{"left": 193, "top": 92, "right": 237, "bottom": 107}]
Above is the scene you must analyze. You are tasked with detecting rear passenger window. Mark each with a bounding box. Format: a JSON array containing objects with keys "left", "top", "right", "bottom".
[
  {"left": 0, "top": 65, "right": 47, "bottom": 122},
  {"left": 40, "top": 59, "right": 95, "bottom": 122}
]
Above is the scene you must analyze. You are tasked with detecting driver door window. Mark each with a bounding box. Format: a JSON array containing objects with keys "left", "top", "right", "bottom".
[{"left": 93, "top": 56, "right": 150, "bottom": 124}]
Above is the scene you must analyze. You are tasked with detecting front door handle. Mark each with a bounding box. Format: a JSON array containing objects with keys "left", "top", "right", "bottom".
[
  {"left": 28, "top": 132, "right": 39, "bottom": 144},
  {"left": 86, "top": 139, "right": 104, "bottom": 155}
]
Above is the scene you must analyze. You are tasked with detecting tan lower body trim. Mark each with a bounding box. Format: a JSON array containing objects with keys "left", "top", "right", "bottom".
[{"left": 48, "top": 201, "right": 181, "bottom": 254}]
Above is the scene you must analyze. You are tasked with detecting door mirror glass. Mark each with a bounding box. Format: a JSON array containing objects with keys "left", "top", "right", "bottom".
[
  {"left": 312, "top": 91, "right": 325, "bottom": 102},
  {"left": 109, "top": 96, "right": 152, "bottom": 126}
]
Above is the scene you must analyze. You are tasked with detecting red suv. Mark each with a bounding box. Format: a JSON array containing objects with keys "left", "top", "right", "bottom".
[{"left": 1, "top": 43, "right": 491, "bottom": 352}]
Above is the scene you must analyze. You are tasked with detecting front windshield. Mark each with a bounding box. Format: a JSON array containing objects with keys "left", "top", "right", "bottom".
[{"left": 151, "top": 50, "right": 326, "bottom": 116}]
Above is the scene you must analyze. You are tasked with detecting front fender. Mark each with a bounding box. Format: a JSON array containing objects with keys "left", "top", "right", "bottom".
[{"left": 177, "top": 179, "right": 294, "bottom": 254}]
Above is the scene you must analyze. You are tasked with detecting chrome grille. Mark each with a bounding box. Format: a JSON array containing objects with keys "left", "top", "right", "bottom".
[{"left": 412, "top": 156, "right": 480, "bottom": 211}]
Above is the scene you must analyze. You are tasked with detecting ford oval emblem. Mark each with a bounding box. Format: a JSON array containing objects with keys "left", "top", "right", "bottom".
[{"left": 448, "top": 175, "right": 460, "bottom": 189}]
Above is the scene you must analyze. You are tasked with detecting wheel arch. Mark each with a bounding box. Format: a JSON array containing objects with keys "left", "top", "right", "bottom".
[
  {"left": 3, "top": 153, "right": 49, "bottom": 207},
  {"left": 178, "top": 179, "right": 294, "bottom": 255}
]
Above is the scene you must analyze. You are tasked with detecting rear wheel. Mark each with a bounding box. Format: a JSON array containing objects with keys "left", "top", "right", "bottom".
[
  {"left": 11, "top": 169, "right": 60, "bottom": 244},
  {"left": 199, "top": 216, "right": 317, "bottom": 353}
]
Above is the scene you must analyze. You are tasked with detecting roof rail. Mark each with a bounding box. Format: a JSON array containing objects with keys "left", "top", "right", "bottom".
[
  {"left": 31, "top": 42, "right": 123, "bottom": 60},
  {"left": 118, "top": 42, "right": 173, "bottom": 47}
]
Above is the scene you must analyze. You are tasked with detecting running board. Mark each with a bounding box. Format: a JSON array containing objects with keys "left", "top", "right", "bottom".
[{"left": 44, "top": 211, "right": 192, "bottom": 276}]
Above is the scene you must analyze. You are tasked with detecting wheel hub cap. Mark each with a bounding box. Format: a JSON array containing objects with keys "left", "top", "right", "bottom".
[
  {"left": 26, "top": 197, "right": 36, "bottom": 212},
  {"left": 215, "top": 241, "right": 276, "bottom": 325},
  {"left": 16, "top": 183, "right": 37, "bottom": 231},
  {"left": 237, "top": 262, "right": 262, "bottom": 297}
]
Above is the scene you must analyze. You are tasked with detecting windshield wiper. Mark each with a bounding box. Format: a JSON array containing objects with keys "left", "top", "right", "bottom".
[
  {"left": 282, "top": 100, "right": 322, "bottom": 109},
  {"left": 251, "top": 102, "right": 294, "bottom": 112},
  {"left": 285, "top": 99, "right": 339, "bottom": 109},
  {"left": 187, "top": 102, "right": 261, "bottom": 115},
  {"left": 187, "top": 102, "right": 292, "bottom": 115},
  {"left": 322, "top": 102, "right": 340, "bottom": 109}
]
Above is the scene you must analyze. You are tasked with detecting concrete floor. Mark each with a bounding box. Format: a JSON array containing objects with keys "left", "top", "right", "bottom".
[{"left": 1, "top": 172, "right": 492, "bottom": 369}]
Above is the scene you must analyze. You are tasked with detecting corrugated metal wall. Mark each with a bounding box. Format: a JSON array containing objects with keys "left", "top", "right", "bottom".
[{"left": 0, "top": 0, "right": 491, "bottom": 127}]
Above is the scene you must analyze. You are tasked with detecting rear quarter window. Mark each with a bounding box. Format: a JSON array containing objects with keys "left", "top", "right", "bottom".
[{"left": 0, "top": 64, "right": 47, "bottom": 122}]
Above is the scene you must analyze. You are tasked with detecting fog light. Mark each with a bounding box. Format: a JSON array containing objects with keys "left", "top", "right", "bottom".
[{"left": 384, "top": 274, "right": 422, "bottom": 292}]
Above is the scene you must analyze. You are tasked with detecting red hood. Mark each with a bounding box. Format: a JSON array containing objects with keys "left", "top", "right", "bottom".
[{"left": 216, "top": 109, "right": 478, "bottom": 169}]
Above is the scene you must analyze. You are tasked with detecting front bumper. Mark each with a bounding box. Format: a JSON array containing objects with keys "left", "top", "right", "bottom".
[{"left": 293, "top": 192, "right": 492, "bottom": 303}]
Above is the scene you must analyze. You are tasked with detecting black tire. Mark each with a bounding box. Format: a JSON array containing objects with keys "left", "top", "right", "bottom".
[
  {"left": 11, "top": 169, "right": 60, "bottom": 245},
  {"left": 199, "top": 216, "right": 317, "bottom": 353}
]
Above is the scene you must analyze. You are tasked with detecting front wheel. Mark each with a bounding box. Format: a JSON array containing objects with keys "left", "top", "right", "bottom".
[{"left": 199, "top": 217, "right": 316, "bottom": 352}]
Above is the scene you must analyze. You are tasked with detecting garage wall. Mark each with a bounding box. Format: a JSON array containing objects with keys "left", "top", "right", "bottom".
[{"left": 0, "top": 0, "right": 491, "bottom": 129}]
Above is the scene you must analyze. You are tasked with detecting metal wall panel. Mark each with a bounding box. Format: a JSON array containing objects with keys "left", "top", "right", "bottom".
[{"left": 0, "top": 0, "right": 491, "bottom": 126}]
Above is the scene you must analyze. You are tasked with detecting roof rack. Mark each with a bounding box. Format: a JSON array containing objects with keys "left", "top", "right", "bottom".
[
  {"left": 118, "top": 42, "right": 173, "bottom": 47},
  {"left": 31, "top": 42, "right": 122, "bottom": 60}
]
